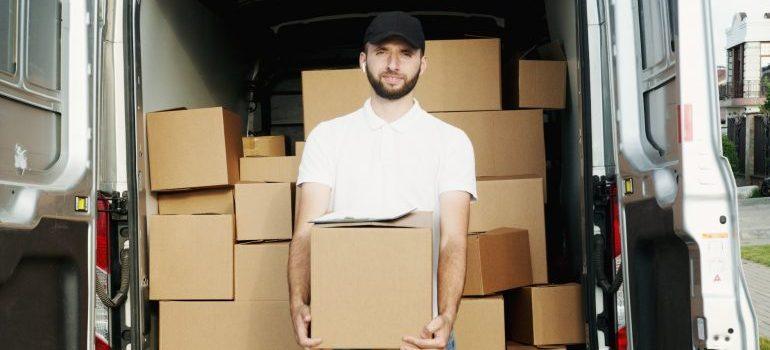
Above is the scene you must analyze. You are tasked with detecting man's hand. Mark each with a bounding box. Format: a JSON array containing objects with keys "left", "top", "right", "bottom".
[
  {"left": 401, "top": 314, "right": 453, "bottom": 350},
  {"left": 291, "top": 303, "right": 322, "bottom": 349}
]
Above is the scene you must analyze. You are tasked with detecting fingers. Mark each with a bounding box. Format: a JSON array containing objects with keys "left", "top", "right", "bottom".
[
  {"left": 403, "top": 335, "right": 447, "bottom": 349},
  {"left": 420, "top": 315, "right": 445, "bottom": 338},
  {"left": 300, "top": 305, "right": 312, "bottom": 322},
  {"left": 299, "top": 336, "right": 322, "bottom": 348},
  {"left": 400, "top": 343, "right": 421, "bottom": 350},
  {"left": 292, "top": 305, "right": 322, "bottom": 349}
]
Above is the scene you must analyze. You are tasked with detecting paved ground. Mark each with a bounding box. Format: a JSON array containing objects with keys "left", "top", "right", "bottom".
[
  {"left": 739, "top": 197, "right": 770, "bottom": 246},
  {"left": 743, "top": 260, "right": 770, "bottom": 338},
  {"left": 738, "top": 197, "right": 770, "bottom": 338}
]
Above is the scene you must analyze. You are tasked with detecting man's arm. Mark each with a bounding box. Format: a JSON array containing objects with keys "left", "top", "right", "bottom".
[
  {"left": 436, "top": 190, "right": 470, "bottom": 324},
  {"left": 288, "top": 182, "right": 331, "bottom": 348},
  {"left": 403, "top": 190, "right": 470, "bottom": 349}
]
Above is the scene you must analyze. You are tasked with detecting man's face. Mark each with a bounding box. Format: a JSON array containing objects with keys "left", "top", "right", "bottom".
[{"left": 361, "top": 37, "right": 425, "bottom": 100}]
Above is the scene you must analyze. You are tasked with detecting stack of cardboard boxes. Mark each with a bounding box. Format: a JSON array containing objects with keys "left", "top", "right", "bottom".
[
  {"left": 146, "top": 38, "right": 582, "bottom": 349},
  {"left": 146, "top": 107, "right": 302, "bottom": 350},
  {"left": 301, "top": 38, "right": 583, "bottom": 349}
]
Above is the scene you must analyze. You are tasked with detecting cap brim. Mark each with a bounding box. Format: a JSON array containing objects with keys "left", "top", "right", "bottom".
[{"left": 367, "top": 31, "right": 421, "bottom": 50}]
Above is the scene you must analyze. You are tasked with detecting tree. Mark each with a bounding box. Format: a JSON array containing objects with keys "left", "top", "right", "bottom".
[
  {"left": 762, "top": 76, "right": 770, "bottom": 115},
  {"left": 723, "top": 134, "right": 743, "bottom": 175}
]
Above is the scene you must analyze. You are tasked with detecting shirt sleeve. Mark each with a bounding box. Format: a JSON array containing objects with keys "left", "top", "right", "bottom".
[
  {"left": 297, "top": 122, "right": 335, "bottom": 188},
  {"left": 438, "top": 129, "right": 478, "bottom": 202}
]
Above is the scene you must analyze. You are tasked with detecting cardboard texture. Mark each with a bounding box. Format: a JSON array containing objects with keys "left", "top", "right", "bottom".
[
  {"left": 507, "top": 341, "right": 567, "bottom": 350},
  {"left": 310, "top": 212, "right": 433, "bottom": 348},
  {"left": 148, "top": 215, "right": 234, "bottom": 300},
  {"left": 240, "top": 156, "right": 299, "bottom": 183},
  {"left": 242, "top": 135, "right": 286, "bottom": 157},
  {"left": 517, "top": 42, "right": 567, "bottom": 109},
  {"left": 160, "top": 301, "right": 301, "bottom": 350},
  {"left": 518, "top": 60, "right": 566, "bottom": 109},
  {"left": 234, "top": 182, "right": 293, "bottom": 240},
  {"left": 506, "top": 284, "right": 584, "bottom": 346},
  {"left": 147, "top": 107, "right": 242, "bottom": 191},
  {"left": 472, "top": 176, "right": 547, "bottom": 284},
  {"left": 301, "top": 38, "right": 501, "bottom": 136},
  {"left": 295, "top": 141, "right": 305, "bottom": 158},
  {"left": 464, "top": 228, "right": 532, "bottom": 296},
  {"left": 157, "top": 187, "right": 234, "bottom": 215},
  {"left": 454, "top": 296, "right": 506, "bottom": 350},
  {"left": 435, "top": 109, "right": 545, "bottom": 178},
  {"left": 235, "top": 242, "right": 289, "bottom": 301}
]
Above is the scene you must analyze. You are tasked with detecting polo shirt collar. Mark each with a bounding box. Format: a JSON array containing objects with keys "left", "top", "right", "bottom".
[{"left": 363, "top": 98, "right": 423, "bottom": 133}]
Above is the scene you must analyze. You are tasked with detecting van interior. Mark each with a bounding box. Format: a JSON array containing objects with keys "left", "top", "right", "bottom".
[{"left": 132, "top": 0, "right": 601, "bottom": 348}]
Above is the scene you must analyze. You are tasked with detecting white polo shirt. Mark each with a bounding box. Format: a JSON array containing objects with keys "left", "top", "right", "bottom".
[{"left": 297, "top": 98, "right": 477, "bottom": 316}]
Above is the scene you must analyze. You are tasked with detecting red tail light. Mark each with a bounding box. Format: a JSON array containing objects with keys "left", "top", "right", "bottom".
[
  {"left": 617, "top": 326, "right": 628, "bottom": 350},
  {"left": 96, "top": 194, "right": 112, "bottom": 349}
]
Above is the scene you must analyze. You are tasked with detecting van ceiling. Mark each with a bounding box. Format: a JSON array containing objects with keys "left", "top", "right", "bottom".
[{"left": 195, "top": 0, "right": 549, "bottom": 67}]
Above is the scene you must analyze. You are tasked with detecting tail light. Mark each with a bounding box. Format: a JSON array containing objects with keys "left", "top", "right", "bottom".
[
  {"left": 95, "top": 194, "right": 112, "bottom": 349},
  {"left": 609, "top": 182, "right": 627, "bottom": 350}
]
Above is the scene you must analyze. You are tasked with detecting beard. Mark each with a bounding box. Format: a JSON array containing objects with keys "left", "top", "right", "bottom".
[{"left": 365, "top": 65, "right": 420, "bottom": 100}]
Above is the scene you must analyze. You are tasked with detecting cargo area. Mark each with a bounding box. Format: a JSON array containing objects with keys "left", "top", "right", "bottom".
[{"left": 134, "top": 1, "right": 592, "bottom": 349}]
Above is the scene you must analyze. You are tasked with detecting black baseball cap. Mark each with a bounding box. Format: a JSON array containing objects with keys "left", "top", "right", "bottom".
[{"left": 363, "top": 11, "right": 425, "bottom": 52}]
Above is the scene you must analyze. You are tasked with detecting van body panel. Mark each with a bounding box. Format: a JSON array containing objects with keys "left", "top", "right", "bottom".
[
  {"left": 0, "top": 0, "right": 100, "bottom": 348},
  {"left": 606, "top": 0, "right": 758, "bottom": 348}
]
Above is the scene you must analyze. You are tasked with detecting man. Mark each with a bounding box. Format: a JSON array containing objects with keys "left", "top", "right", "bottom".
[{"left": 288, "top": 11, "right": 476, "bottom": 350}]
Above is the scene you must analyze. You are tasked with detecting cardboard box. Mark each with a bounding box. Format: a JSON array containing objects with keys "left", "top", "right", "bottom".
[
  {"left": 295, "top": 141, "right": 305, "bottom": 158},
  {"left": 435, "top": 110, "right": 545, "bottom": 178},
  {"left": 517, "top": 43, "right": 567, "bottom": 109},
  {"left": 464, "top": 228, "right": 532, "bottom": 296},
  {"left": 506, "top": 284, "right": 585, "bottom": 346},
  {"left": 472, "top": 176, "right": 546, "bottom": 284},
  {"left": 235, "top": 242, "right": 289, "bottom": 301},
  {"left": 234, "top": 182, "right": 293, "bottom": 240},
  {"left": 507, "top": 341, "right": 567, "bottom": 350},
  {"left": 240, "top": 156, "right": 299, "bottom": 183},
  {"left": 160, "top": 301, "right": 301, "bottom": 350},
  {"left": 147, "top": 107, "right": 242, "bottom": 191},
  {"left": 454, "top": 296, "right": 505, "bottom": 350},
  {"left": 302, "top": 38, "right": 501, "bottom": 136},
  {"left": 310, "top": 212, "right": 433, "bottom": 348},
  {"left": 242, "top": 135, "right": 285, "bottom": 157},
  {"left": 157, "top": 187, "right": 234, "bottom": 215},
  {"left": 148, "top": 215, "right": 234, "bottom": 300}
]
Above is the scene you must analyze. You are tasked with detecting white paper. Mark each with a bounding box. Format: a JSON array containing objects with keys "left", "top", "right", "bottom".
[{"left": 310, "top": 207, "right": 416, "bottom": 224}]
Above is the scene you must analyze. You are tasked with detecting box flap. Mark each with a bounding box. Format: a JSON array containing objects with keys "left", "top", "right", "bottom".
[
  {"left": 312, "top": 210, "right": 432, "bottom": 229},
  {"left": 521, "top": 41, "right": 566, "bottom": 61}
]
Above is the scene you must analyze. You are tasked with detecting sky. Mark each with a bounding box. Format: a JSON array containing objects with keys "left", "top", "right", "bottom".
[{"left": 710, "top": 0, "right": 769, "bottom": 66}]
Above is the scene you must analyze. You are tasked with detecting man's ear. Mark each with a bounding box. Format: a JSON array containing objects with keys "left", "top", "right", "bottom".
[
  {"left": 419, "top": 54, "right": 427, "bottom": 76},
  {"left": 359, "top": 52, "right": 367, "bottom": 73}
]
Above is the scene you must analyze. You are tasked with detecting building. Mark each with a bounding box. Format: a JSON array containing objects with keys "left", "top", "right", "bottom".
[
  {"left": 720, "top": 10, "right": 770, "bottom": 184},
  {"left": 720, "top": 11, "right": 770, "bottom": 116}
]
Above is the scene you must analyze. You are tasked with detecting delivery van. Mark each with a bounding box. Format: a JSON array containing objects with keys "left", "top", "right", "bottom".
[{"left": 0, "top": 0, "right": 760, "bottom": 349}]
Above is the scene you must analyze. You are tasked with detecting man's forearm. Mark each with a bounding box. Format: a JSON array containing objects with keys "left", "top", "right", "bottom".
[
  {"left": 437, "top": 235, "right": 467, "bottom": 323},
  {"left": 288, "top": 235, "right": 311, "bottom": 309}
]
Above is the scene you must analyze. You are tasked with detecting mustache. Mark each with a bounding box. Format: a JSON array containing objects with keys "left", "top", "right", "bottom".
[{"left": 379, "top": 71, "right": 406, "bottom": 79}]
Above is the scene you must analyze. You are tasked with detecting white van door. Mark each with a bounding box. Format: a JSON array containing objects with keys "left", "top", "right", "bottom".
[
  {"left": 605, "top": 0, "right": 758, "bottom": 349},
  {"left": 0, "top": 0, "right": 102, "bottom": 348}
]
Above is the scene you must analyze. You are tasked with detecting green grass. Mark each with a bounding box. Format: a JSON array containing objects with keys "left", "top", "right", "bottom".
[
  {"left": 742, "top": 245, "right": 770, "bottom": 267},
  {"left": 761, "top": 336, "right": 770, "bottom": 350}
]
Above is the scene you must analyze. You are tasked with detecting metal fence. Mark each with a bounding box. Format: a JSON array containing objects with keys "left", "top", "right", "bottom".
[
  {"left": 755, "top": 115, "right": 770, "bottom": 178},
  {"left": 719, "top": 80, "right": 768, "bottom": 100},
  {"left": 727, "top": 116, "right": 746, "bottom": 172}
]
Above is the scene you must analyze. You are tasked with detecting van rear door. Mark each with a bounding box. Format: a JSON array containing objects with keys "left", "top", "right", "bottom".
[
  {"left": 0, "top": 0, "right": 101, "bottom": 348},
  {"left": 605, "top": 0, "right": 758, "bottom": 349}
]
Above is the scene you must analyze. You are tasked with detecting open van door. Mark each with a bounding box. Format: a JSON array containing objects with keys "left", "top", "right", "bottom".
[
  {"left": 0, "top": 0, "right": 103, "bottom": 348},
  {"left": 603, "top": 0, "right": 759, "bottom": 349}
]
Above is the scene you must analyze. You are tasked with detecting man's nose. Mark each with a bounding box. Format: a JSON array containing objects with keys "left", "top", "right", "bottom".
[{"left": 387, "top": 53, "right": 401, "bottom": 71}]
